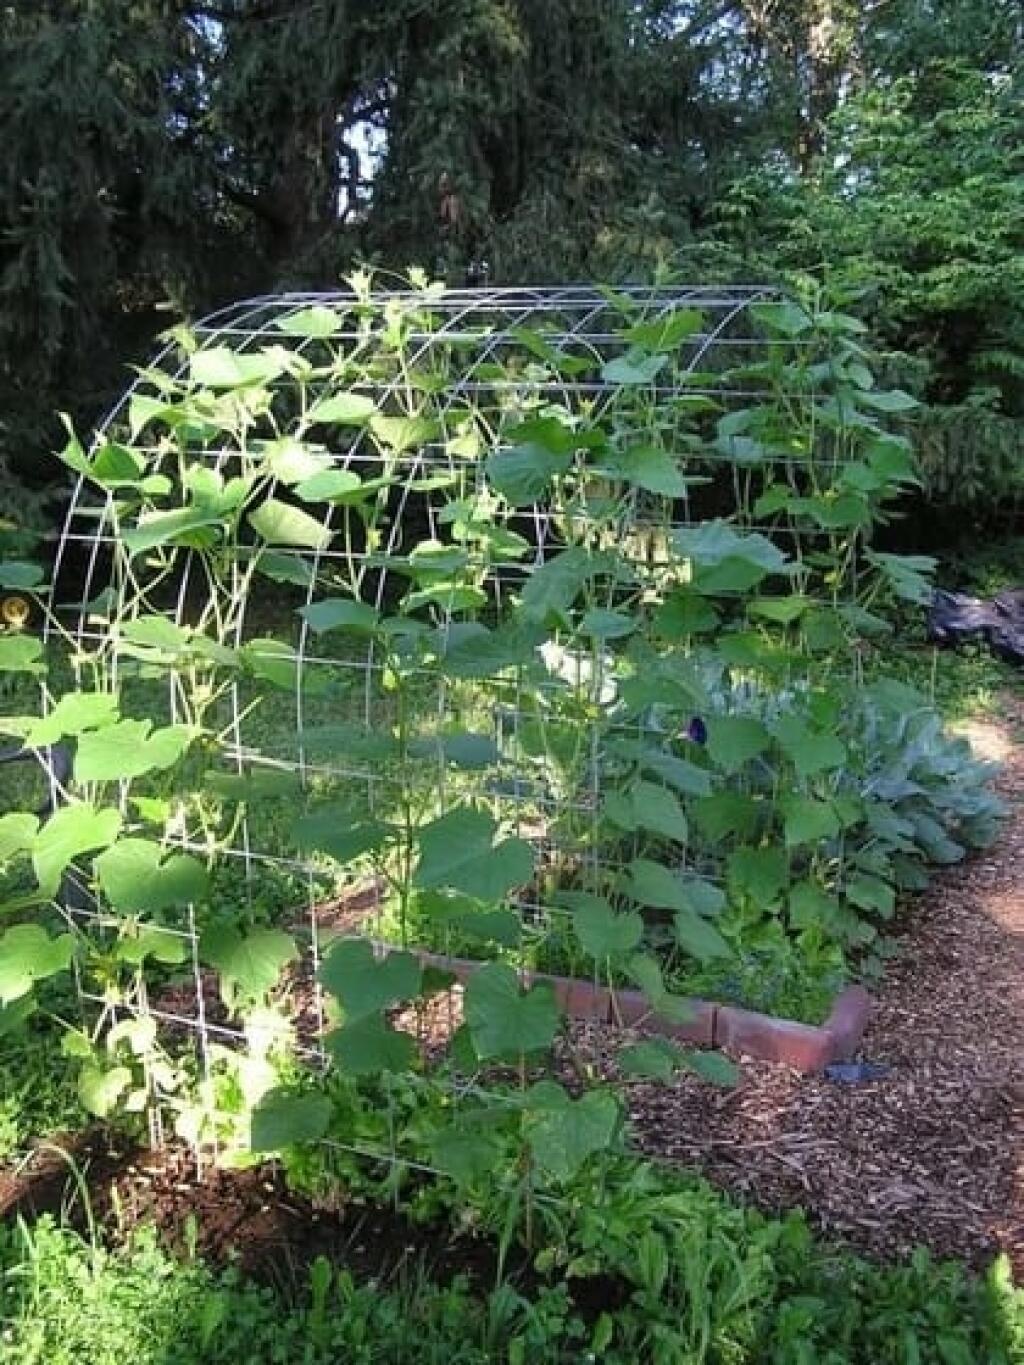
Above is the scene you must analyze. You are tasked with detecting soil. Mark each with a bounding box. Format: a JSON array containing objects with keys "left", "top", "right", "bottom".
[{"left": 578, "top": 690, "right": 1024, "bottom": 1273}]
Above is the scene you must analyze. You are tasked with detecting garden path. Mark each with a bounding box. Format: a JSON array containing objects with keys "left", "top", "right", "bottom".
[{"left": 595, "top": 690, "right": 1024, "bottom": 1270}]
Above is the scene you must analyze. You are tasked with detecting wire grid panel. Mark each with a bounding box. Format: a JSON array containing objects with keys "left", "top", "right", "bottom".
[{"left": 48, "top": 282, "right": 851, "bottom": 1157}]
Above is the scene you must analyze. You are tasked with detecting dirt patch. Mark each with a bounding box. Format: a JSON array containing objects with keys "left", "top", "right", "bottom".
[{"left": 579, "top": 689, "right": 1024, "bottom": 1272}]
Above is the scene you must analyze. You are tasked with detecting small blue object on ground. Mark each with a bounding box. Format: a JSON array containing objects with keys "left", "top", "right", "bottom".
[{"left": 823, "top": 1062, "right": 891, "bottom": 1084}]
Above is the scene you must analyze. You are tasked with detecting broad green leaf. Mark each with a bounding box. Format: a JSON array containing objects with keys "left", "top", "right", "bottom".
[
  {"left": 781, "top": 796, "right": 840, "bottom": 848},
  {"left": 0, "top": 561, "right": 45, "bottom": 589},
  {"left": 370, "top": 413, "right": 439, "bottom": 453},
  {"left": 325, "top": 1013, "right": 418, "bottom": 1075},
  {"left": 864, "top": 550, "right": 936, "bottom": 606},
  {"left": 672, "top": 909, "right": 731, "bottom": 962},
  {"left": 603, "top": 445, "right": 691, "bottom": 498},
  {"left": 654, "top": 591, "right": 720, "bottom": 638},
  {"left": 747, "top": 596, "right": 810, "bottom": 625},
  {"left": 485, "top": 443, "right": 571, "bottom": 505},
  {"left": 75, "top": 721, "right": 191, "bottom": 783},
  {"left": 579, "top": 608, "right": 636, "bottom": 640},
  {"left": 604, "top": 780, "right": 688, "bottom": 843},
  {"left": 845, "top": 875, "right": 895, "bottom": 917},
  {"left": 33, "top": 804, "right": 122, "bottom": 895},
  {"left": 205, "top": 768, "right": 303, "bottom": 801},
  {"left": 750, "top": 301, "right": 812, "bottom": 337},
  {"left": 672, "top": 521, "right": 790, "bottom": 574},
  {"left": 601, "top": 352, "right": 666, "bottom": 385},
  {"left": 300, "top": 598, "right": 379, "bottom": 634},
  {"left": 275, "top": 305, "right": 343, "bottom": 339},
  {"left": 674, "top": 875, "right": 725, "bottom": 917},
  {"left": 263, "top": 438, "right": 331, "bottom": 485},
  {"left": 560, "top": 892, "right": 643, "bottom": 961},
  {"left": 619, "top": 1037, "right": 687, "bottom": 1082},
  {"left": 625, "top": 952, "right": 693, "bottom": 1024},
  {"left": 727, "top": 846, "right": 789, "bottom": 909},
  {"left": 292, "top": 806, "right": 390, "bottom": 865},
  {"left": 79, "top": 1065, "right": 132, "bottom": 1118},
  {"left": 256, "top": 552, "right": 316, "bottom": 587},
  {"left": 439, "top": 622, "right": 542, "bottom": 678},
  {"left": 430, "top": 1128, "right": 504, "bottom": 1185},
  {"left": 692, "top": 792, "right": 761, "bottom": 842},
  {"left": 612, "top": 742, "right": 712, "bottom": 798},
  {"left": 0, "top": 813, "right": 39, "bottom": 863},
  {"left": 772, "top": 716, "right": 847, "bottom": 778},
  {"left": 705, "top": 716, "right": 771, "bottom": 774},
  {"left": 201, "top": 925, "right": 297, "bottom": 1002},
  {"left": 621, "top": 858, "right": 692, "bottom": 913},
  {"left": 413, "top": 806, "right": 533, "bottom": 901},
  {"left": 23, "top": 691, "right": 118, "bottom": 747},
  {"left": 94, "top": 838, "right": 209, "bottom": 913},
  {"left": 0, "top": 636, "right": 45, "bottom": 675},
  {"left": 250, "top": 1089, "right": 332, "bottom": 1151},
  {"left": 685, "top": 1051, "right": 740, "bottom": 1086},
  {"left": 294, "top": 470, "right": 365, "bottom": 503},
  {"left": 190, "top": 347, "right": 281, "bottom": 388},
  {"left": 123, "top": 508, "right": 225, "bottom": 556},
  {"left": 858, "top": 388, "right": 919, "bottom": 414},
  {"left": 0, "top": 924, "right": 74, "bottom": 1004},
  {"left": 409, "top": 732, "right": 500, "bottom": 770},
  {"left": 114, "top": 925, "right": 189, "bottom": 967},
  {"left": 248, "top": 499, "right": 332, "bottom": 550},
  {"left": 464, "top": 964, "right": 559, "bottom": 1060},
  {"left": 525, "top": 1082, "right": 620, "bottom": 1182},
  {"left": 623, "top": 308, "right": 703, "bottom": 352},
  {"left": 317, "top": 938, "right": 421, "bottom": 1021},
  {"left": 520, "top": 548, "right": 599, "bottom": 623},
  {"left": 309, "top": 392, "right": 378, "bottom": 426}
]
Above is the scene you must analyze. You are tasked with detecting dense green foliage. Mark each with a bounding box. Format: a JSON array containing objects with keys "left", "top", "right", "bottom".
[{"left": 2, "top": 2, "right": 1021, "bottom": 519}]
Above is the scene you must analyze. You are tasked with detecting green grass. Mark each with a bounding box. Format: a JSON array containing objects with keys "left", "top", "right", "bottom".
[{"left": 0, "top": 989, "right": 84, "bottom": 1164}]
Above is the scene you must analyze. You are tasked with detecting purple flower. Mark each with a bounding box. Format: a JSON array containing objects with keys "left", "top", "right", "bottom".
[{"left": 686, "top": 716, "right": 707, "bottom": 745}]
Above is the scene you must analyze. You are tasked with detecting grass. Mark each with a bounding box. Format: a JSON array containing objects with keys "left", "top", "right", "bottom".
[{"left": 0, "top": 985, "right": 84, "bottom": 1164}]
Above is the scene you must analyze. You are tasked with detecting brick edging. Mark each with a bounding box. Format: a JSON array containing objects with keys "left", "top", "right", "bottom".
[{"left": 387, "top": 942, "right": 872, "bottom": 1074}]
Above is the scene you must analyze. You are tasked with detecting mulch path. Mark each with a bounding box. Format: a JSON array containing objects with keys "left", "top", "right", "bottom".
[{"left": 580, "top": 689, "right": 1024, "bottom": 1272}]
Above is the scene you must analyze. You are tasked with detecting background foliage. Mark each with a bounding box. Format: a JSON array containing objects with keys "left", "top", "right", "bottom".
[{"left": 1, "top": 1, "right": 1021, "bottom": 528}]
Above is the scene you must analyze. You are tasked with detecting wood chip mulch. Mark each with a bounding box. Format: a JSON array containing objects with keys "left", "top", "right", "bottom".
[{"left": 572, "top": 690, "right": 1024, "bottom": 1273}]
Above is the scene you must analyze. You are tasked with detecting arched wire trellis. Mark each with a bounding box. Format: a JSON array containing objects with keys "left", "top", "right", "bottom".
[{"left": 45, "top": 282, "right": 870, "bottom": 1164}]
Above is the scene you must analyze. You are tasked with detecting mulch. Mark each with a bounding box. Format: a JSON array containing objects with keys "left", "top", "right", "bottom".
[{"left": 578, "top": 690, "right": 1024, "bottom": 1273}]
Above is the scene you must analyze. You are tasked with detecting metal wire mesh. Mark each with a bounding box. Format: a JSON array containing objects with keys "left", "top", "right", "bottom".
[{"left": 45, "top": 282, "right": 853, "bottom": 1167}]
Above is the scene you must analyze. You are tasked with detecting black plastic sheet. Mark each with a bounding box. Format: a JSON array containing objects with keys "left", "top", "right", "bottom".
[{"left": 928, "top": 587, "right": 1024, "bottom": 665}]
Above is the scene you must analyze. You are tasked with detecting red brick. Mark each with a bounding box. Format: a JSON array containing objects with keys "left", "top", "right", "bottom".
[
  {"left": 714, "top": 1004, "right": 834, "bottom": 1071},
  {"left": 824, "top": 985, "right": 872, "bottom": 1060}
]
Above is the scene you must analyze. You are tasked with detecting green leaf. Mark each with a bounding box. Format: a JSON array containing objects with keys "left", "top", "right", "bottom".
[
  {"left": 464, "top": 964, "right": 559, "bottom": 1060},
  {"left": 781, "top": 796, "right": 841, "bottom": 848},
  {"left": 201, "top": 926, "right": 297, "bottom": 1002},
  {"left": 74, "top": 720, "right": 191, "bottom": 783},
  {"left": 94, "top": 839, "right": 209, "bottom": 913},
  {"left": 325, "top": 1013, "right": 418, "bottom": 1075},
  {"left": 409, "top": 732, "right": 500, "bottom": 770},
  {"left": 674, "top": 876, "right": 725, "bottom": 917},
  {"left": 864, "top": 551, "right": 936, "bottom": 606},
  {"left": 705, "top": 717, "right": 771, "bottom": 774},
  {"left": 317, "top": 938, "right": 421, "bottom": 1022},
  {"left": 439, "top": 623, "right": 543, "bottom": 678},
  {"left": 601, "top": 352, "right": 666, "bottom": 385},
  {"left": 308, "top": 393, "right": 377, "bottom": 425},
  {"left": 579, "top": 608, "right": 636, "bottom": 640},
  {"left": 486, "top": 443, "right": 571, "bottom": 505},
  {"left": 654, "top": 591, "right": 720, "bottom": 638},
  {"left": 79, "top": 1065, "right": 132, "bottom": 1118},
  {"left": 250, "top": 1090, "right": 332, "bottom": 1151},
  {"left": 619, "top": 1037, "right": 687, "bottom": 1082},
  {"left": 0, "top": 561, "right": 45, "bottom": 589},
  {"left": 275, "top": 305, "right": 343, "bottom": 339},
  {"left": 693, "top": 792, "right": 761, "bottom": 842},
  {"left": 727, "top": 846, "right": 789, "bottom": 909},
  {"left": 113, "top": 926, "right": 189, "bottom": 968},
  {"left": 0, "top": 813, "right": 39, "bottom": 863},
  {"left": 413, "top": 806, "right": 534, "bottom": 901},
  {"left": 621, "top": 858, "right": 692, "bottom": 913},
  {"left": 300, "top": 598, "right": 379, "bottom": 634},
  {"left": 0, "top": 636, "right": 45, "bottom": 675},
  {"left": 525, "top": 1083, "right": 620, "bottom": 1182},
  {"left": 685, "top": 1051, "right": 740, "bottom": 1086},
  {"left": 249, "top": 500, "right": 332, "bottom": 550},
  {"left": 623, "top": 308, "right": 703, "bottom": 352},
  {"left": 613, "top": 743, "right": 712, "bottom": 798},
  {"left": 858, "top": 388, "right": 919, "bottom": 413},
  {"left": 772, "top": 717, "right": 847, "bottom": 778},
  {"left": 603, "top": 445, "right": 691, "bottom": 498},
  {"left": 0, "top": 924, "right": 74, "bottom": 1004},
  {"left": 123, "top": 508, "right": 226, "bottom": 556},
  {"left": 604, "top": 780, "right": 688, "bottom": 842},
  {"left": 33, "top": 804, "right": 122, "bottom": 895},
  {"left": 672, "top": 521, "right": 790, "bottom": 574},
  {"left": 190, "top": 347, "right": 281, "bottom": 388},
  {"left": 845, "top": 875, "right": 895, "bottom": 918},
  {"left": 291, "top": 806, "right": 390, "bottom": 865},
  {"left": 560, "top": 892, "right": 643, "bottom": 962},
  {"left": 519, "top": 548, "right": 597, "bottom": 623},
  {"left": 370, "top": 413, "right": 440, "bottom": 453},
  {"left": 750, "top": 301, "right": 812, "bottom": 337},
  {"left": 672, "top": 910, "right": 731, "bottom": 962}
]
